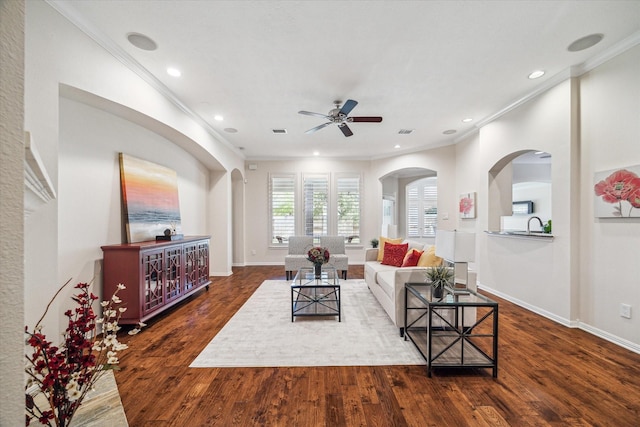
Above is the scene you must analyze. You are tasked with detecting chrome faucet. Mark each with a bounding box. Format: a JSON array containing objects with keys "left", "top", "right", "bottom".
[{"left": 527, "top": 216, "right": 544, "bottom": 234}]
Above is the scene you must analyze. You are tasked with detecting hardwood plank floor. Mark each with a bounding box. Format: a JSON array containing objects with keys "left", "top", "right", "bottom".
[{"left": 115, "top": 266, "right": 640, "bottom": 426}]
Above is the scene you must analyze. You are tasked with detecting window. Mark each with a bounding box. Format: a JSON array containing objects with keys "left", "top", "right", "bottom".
[
  {"left": 336, "top": 175, "right": 360, "bottom": 244},
  {"left": 406, "top": 177, "right": 437, "bottom": 238},
  {"left": 269, "top": 173, "right": 362, "bottom": 245},
  {"left": 303, "top": 174, "right": 328, "bottom": 240},
  {"left": 269, "top": 174, "right": 295, "bottom": 244}
]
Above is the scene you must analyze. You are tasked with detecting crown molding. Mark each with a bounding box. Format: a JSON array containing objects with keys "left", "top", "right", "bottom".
[
  {"left": 467, "top": 30, "right": 640, "bottom": 134},
  {"left": 24, "top": 132, "right": 56, "bottom": 217},
  {"left": 45, "top": 0, "right": 245, "bottom": 161}
]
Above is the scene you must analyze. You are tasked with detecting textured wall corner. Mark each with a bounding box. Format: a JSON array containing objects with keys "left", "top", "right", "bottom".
[{"left": 0, "top": 0, "right": 26, "bottom": 425}]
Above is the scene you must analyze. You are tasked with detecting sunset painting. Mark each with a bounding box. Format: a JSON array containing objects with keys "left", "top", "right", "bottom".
[{"left": 119, "top": 153, "right": 182, "bottom": 242}]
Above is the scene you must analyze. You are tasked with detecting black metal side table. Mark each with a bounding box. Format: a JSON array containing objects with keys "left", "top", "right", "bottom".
[{"left": 404, "top": 282, "right": 499, "bottom": 377}]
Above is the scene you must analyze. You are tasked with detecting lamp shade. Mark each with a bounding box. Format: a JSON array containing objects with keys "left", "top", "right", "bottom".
[{"left": 435, "top": 230, "right": 475, "bottom": 262}]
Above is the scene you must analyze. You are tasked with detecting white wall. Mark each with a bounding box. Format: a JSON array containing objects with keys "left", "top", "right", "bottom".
[
  {"left": 57, "top": 97, "right": 210, "bottom": 321},
  {"left": 24, "top": 0, "right": 245, "bottom": 339},
  {"left": 0, "top": 1, "right": 26, "bottom": 425},
  {"left": 474, "top": 79, "right": 576, "bottom": 324},
  {"left": 579, "top": 45, "right": 640, "bottom": 347}
]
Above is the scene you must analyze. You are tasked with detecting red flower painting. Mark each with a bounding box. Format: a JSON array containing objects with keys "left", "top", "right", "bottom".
[
  {"left": 594, "top": 168, "right": 640, "bottom": 217},
  {"left": 459, "top": 192, "right": 476, "bottom": 218}
]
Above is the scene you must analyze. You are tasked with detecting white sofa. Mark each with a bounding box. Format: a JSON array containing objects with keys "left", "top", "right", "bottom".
[
  {"left": 364, "top": 245, "right": 432, "bottom": 336},
  {"left": 364, "top": 240, "right": 477, "bottom": 336}
]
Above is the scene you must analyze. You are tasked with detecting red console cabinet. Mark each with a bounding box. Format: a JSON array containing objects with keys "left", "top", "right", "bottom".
[{"left": 101, "top": 236, "right": 210, "bottom": 324}]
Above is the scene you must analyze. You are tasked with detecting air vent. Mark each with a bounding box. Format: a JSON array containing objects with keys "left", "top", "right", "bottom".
[
  {"left": 272, "top": 129, "right": 287, "bottom": 134},
  {"left": 398, "top": 129, "right": 413, "bottom": 135}
]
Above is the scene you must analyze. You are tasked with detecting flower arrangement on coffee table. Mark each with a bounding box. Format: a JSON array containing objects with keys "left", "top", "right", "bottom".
[
  {"left": 307, "top": 246, "right": 330, "bottom": 278},
  {"left": 25, "top": 280, "right": 144, "bottom": 427}
]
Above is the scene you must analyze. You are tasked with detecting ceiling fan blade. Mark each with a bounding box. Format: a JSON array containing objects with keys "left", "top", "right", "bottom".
[
  {"left": 339, "top": 124, "right": 353, "bottom": 137},
  {"left": 339, "top": 99, "right": 358, "bottom": 116},
  {"left": 349, "top": 116, "right": 383, "bottom": 122},
  {"left": 299, "top": 110, "right": 331, "bottom": 119},
  {"left": 305, "top": 122, "right": 332, "bottom": 134}
]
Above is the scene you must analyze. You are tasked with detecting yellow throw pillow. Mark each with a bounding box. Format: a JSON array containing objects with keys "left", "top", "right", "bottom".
[
  {"left": 417, "top": 246, "right": 443, "bottom": 267},
  {"left": 377, "top": 237, "right": 403, "bottom": 262}
]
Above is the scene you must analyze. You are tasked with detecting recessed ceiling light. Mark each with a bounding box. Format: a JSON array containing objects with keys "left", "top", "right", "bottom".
[
  {"left": 167, "top": 67, "right": 181, "bottom": 77},
  {"left": 528, "top": 70, "right": 545, "bottom": 79},
  {"left": 462, "top": 118, "right": 473, "bottom": 123},
  {"left": 443, "top": 129, "right": 457, "bottom": 135},
  {"left": 214, "top": 115, "right": 223, "bottom": 121},
  {"left": 394, "top": 144, "right": 401, "bottom": 149},
  {"left": 313, "top": 151, "right": 319, "bottom": 156},
  {"left": 568, "top": 33, "right": 604, "bottom": 52},
  {"left": 224, "top": 128, "right": 238, "bottom": 133},
  {"left": 534, "top": 151, "right": 545, "bottom": 155},
  {"left": 126, "top": 32, "right": 157, "bottom": 51}
]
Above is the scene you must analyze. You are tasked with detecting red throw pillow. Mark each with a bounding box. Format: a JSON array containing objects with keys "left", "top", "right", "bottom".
[
  {"left": 402, "top": 249, "right": 424, "bottom": 267},
  {"left": 381, "top": 242, "right": 409, "bottom": 267}
]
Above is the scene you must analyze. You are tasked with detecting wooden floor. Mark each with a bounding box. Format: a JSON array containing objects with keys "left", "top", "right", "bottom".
[{"left": 115, "top": 266, "right": 640, "bottom": 426}]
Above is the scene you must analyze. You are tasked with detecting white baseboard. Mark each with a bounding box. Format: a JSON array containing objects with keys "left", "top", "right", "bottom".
[{"left": 478, "top": 282, "right": 640, "bottom": 355}]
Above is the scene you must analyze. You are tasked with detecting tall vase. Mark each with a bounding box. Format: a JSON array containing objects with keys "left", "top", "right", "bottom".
[{"left": 314, "top": 263, "right": 322, "bottom": 279}]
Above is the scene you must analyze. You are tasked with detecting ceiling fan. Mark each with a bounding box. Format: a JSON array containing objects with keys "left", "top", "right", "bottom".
[{"left": 298, "top": 99, "right": 383, "bottom": 137}]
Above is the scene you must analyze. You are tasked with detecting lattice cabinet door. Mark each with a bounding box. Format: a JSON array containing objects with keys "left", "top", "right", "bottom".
[
  {"left": 164, "top": 245, "right": 184, "bottom": 303},
  {"left": 196, "top": 240, "right": 210, "bottom": 288},
  {"left": 184, "top": 242, "right": 198, "bottom": 293},
  {"left": 142, "top": 248, "right": 165, "bottom": 316}
]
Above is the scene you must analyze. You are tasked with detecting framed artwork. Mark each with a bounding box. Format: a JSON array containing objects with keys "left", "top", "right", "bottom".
[
  {"left": 594, "top": 164, "right": 640, "bottom": 218},
  {"left": 459, "top": 192, "right": 476, "bottom": 219},
  {"left": 119, "top": 153, "right": 182, "bottom": 242}
]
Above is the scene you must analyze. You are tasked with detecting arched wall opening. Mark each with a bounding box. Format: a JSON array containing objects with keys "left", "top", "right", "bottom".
[
  {"left": 488, "top": 150, "right": 552, "bottom": 232},
  {"left": 379, "top": 167, "right": 437, "bottom": 240}
]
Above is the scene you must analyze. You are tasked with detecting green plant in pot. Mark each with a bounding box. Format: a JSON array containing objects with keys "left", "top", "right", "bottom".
[
  {"left": 370, "top": 238, "right": 379, "bottom": 248},
  {"left": 425, "top": 265, "right": 453, "bottom": 299}
]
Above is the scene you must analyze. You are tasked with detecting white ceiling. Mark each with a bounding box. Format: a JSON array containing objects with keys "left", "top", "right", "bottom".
[{"left": 51, "top": 0, "right": 640, "bottom": 161}]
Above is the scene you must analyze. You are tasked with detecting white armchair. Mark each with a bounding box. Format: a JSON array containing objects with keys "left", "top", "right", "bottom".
[
  {"left": 284, "top": 236, "right": 313, "bottom": 280},
  {"left": 320, "top": 236, "right": 348, "bottom": 279}
]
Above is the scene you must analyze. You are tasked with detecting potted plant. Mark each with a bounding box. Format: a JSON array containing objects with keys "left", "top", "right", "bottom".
[
  {"left": 425, "top": 265, "right": 453, "bottom": 299},
  {"left": 370, "top": 238, "right": 379, "bottom": 248}
]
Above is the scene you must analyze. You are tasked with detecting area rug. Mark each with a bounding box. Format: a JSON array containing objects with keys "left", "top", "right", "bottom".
[{"left": 190, "top": 280, "right": 424, "bottom": 368}]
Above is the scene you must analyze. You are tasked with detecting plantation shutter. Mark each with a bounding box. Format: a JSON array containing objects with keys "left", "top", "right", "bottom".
[
  {"left": 407, "top": 186, "right": 419, "bottom": 238},
  {"left": 406, "top": 177, "right": 437, "bottom": 238},
  {"left": 423, "top": 182, "right": 438, "bottom": 237},
  {"left": 336, "top": 176, "right": 360, "bottom": 243},
  {"left": 269, "top": 174, "right": 295, "bottom": 244},
  {"left": 303, "top": 175, "right": 328, "bottom": 242}
]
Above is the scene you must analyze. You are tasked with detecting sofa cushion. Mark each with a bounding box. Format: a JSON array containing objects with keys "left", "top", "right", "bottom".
[
  {"left": 375, "top": 270, "right": 396, "bottom": 299},
  {"left": 376, "top": 237, "right": 403, "bottom": 261},
  {"left": 402, "top": 249, "right": 423, "bottom": 267},
  {"left": 417, "top": 245, "right": 443, "bottom": 267},
  {"left": 381, "top": 242, "right": 408, "bottom": 267}
]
